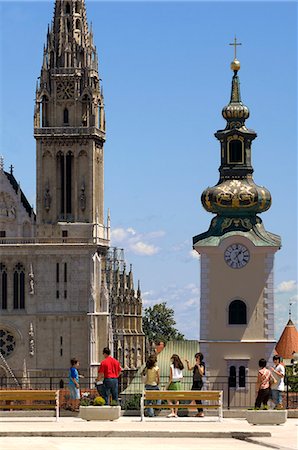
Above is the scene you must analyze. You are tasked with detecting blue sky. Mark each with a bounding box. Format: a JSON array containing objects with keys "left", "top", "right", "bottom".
[{"left": 0, "top": 1, "right": 297, "bottom": 341}]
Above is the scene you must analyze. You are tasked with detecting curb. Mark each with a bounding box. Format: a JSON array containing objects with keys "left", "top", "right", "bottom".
[{"left": 0, "top": 431, "right": 271, "bottom": 438}]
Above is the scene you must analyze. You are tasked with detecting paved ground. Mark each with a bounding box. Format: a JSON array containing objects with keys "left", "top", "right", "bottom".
[{"left": 0, "top": 416, "right": 296, "bottom": 450}]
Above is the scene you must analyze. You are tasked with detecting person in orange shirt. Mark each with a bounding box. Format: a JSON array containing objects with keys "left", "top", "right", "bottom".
[{"left": 96, "top": 347, "right": 122, "bottom": 405}]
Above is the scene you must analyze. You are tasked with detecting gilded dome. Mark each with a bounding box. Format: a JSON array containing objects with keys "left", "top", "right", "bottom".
[
  {"left": 201, "top": 178, "right": 271, "bottom": 216},
  {"left": 222, "top": 103, "right": 249, "bottom": 120}
]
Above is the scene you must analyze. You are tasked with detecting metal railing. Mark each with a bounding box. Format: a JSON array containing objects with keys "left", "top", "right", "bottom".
[{"left": 1, "top": 373, "right": 297, "bottom": 410}]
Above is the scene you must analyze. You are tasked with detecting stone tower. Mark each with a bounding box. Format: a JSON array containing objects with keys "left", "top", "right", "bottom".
[
  {"left": 193, "top": 46, "right": 281, "bottom": 391},
  {"left": 34, "top": 0, "right": 106, "bottom": 238},
  {"left": 0, "top": 0, "right": 110, "bottom": 382}
]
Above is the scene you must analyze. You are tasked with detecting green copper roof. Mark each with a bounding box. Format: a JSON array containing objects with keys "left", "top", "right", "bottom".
[{"left": 193, "top": 216, "right": 281, "bottom": 248}]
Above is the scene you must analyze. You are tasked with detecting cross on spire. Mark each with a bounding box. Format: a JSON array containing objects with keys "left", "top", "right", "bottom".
[
  {"left": 289, "top": 301, "right": 293, "bottom": 320},
  {"left": 229, "top": 36, "right": 242, "bottom": 60}
]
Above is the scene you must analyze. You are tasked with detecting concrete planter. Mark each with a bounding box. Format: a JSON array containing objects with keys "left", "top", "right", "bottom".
[
  {"left": 79, "top": 405, "right": 121, "bottom": 421},
  {"left": 246, "top": 409, "right": 287, "bottom": 425}
]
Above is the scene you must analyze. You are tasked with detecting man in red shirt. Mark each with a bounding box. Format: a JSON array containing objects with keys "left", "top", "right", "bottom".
[{"left": 96, "top": 347, "right": 122, "bottom": 405}]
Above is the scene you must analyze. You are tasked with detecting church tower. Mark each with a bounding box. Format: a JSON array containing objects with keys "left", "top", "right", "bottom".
[
  {"left": 0, "top": 0, "right": 110, "bottom": 383},
  {"left": 193, "top": 42, "right": 281, "bottom": 392},
  {"left": 34, "top": 0, "right": 106, "bottom": 239}
]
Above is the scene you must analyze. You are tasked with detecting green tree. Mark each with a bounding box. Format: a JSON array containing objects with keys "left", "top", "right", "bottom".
[{"left": 142, "top": 302, "right": 184, "bottom": 344}]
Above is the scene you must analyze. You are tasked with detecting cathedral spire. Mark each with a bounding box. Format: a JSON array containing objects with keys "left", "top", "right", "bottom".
[
  {"left": 34, "top": 0, "right": 106, "bottom": 233},
  {"left": 49, "top": 0, "right": 90, "bottom": 69}
]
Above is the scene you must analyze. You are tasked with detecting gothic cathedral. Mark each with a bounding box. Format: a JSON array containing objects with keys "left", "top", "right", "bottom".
[
  {"left": 0, "top": 0, "right": 145, "bottom": 383},
  {"left": 193, "top": 47, "right": 281, "bottom": 390}
]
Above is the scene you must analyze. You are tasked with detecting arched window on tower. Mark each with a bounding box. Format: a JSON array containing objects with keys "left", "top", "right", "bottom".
[
  {"left": 239, "top": 365, "right": 246, "bottom": 388},
  {"left": 75, "top": 2, "right": 80, "bottom": 13},
  {"left": 13, "top": 263, "right": 25, "bottom": 309},
  {"left": 76, "top": 19, "right": 81, "bottom": 30},
  {"left": 63, "top": 108, "right": 69, "bottom": 125},
  {"left": 41, "top": 96, "right": 49, "bottom": 127},
  {"left": 229, "top": 366, "right": 236, "bottom": 387},
  {"left": 82, "top": 95, "right": 90, "bottom": 126},
  {"left": 57, "top": 151, "right": 73, "bottom": 219},
  {"left": 228, "top": 139, "right": 243, "bottom": 164},
  {"left": 0, "top": 264, "right": 7, "bottom": 310},
  {"left": 229, "top": 299, "right": 247, "bottom": 325},
  {"left": 65, "top": 2, "right": 71, "bottom": 14}
]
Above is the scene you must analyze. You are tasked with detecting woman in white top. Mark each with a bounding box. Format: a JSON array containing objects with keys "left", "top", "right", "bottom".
[{"left": 167, "top": 354, "right": 184, "bottom": 418}]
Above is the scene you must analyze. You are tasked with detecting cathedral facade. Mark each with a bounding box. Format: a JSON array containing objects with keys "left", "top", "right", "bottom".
[{"left": 0, "top": 0, "right": 145, "bottom": 383}]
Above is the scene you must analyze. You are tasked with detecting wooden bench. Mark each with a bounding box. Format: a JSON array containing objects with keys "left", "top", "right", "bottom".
[
  {"left": 0, "top": 389, "right": 60, "bottom": 421},
  {"left": 141, "top": 390, "right": 223, "bottom": 421}
]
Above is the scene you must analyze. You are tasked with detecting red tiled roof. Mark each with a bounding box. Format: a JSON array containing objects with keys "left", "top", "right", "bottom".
[{"left": 275, "top": 319, "right": 298, "bottom": 359}]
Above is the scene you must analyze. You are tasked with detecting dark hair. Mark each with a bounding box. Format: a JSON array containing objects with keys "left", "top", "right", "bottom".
[
  {"left": 146, "top": 354, "right": 157, "bottom": 370},
  {"left": 70, "top": 358, "right": 78, "bottom": 366},
  {"left": 273, "top": 355, "right": 281, "bottom": 363},
  {"left": 259, "top": 358, "right": 267, "bottom": 368},
  {"left": 103, "top": 347, "right": 111, "bottom": 356},
  {"left": 171, "top": 354, "right": 184, "bottom": 370},
  {"left": 195, "top": 352, "right": 204, "bottom": 362}
]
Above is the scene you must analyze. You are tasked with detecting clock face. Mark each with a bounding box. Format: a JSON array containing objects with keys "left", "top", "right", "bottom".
[{"left": 224, "top": 243, "right": 250, "bottom": 269}]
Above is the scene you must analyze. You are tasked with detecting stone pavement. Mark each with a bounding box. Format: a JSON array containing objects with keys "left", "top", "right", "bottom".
[{"left": 0, "top": 416, "right": 296, "bottom": 449}]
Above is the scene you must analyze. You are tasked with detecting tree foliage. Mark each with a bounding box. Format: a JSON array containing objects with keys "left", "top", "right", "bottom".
[{"left": 142, "top": 302, "right": 184, "bottom": 344}]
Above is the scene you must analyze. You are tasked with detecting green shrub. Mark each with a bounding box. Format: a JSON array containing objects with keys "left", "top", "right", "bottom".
[
  {"left": 122, "top": 394, "right": 141, "bottom": 410},
  {"left": 93, "top": 396, "right": 106, "bottom": 406}
]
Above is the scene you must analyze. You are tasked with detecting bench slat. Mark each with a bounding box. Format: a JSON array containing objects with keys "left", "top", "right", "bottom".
[
  {"left": 141, "top": 390, "right": 223, "bottom": 422},
  {"left": 144, "top": 391, "right": 221, "bottom": 401},
  {"left": 0, "top": 404, "right": 56, "bottom": 409},
  {"left": 144, "top": 404, "right": 221, "bottom": 409},
  {"left": 0, "top": 391, "right": 57, "bottom": 401},
  {"left": 0, "top": 390, "right": 60, "bottom": 421}
]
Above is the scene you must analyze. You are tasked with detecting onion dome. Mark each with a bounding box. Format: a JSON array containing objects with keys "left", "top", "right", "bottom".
[
  {"left": 202, "top": 178, "right": 271, "bottom": 217},
  {"left": 193, "top": 41, "right": 281, "bottom": 248},
  {"left": 222, "top": 58, "right": 249, "bottom": 127}
]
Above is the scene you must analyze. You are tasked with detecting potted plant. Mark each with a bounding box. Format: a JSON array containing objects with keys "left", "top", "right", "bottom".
[
  {"left": 245, "top": 406, "right": 287, "bottom": 425},
  {"left": 79, "top": 393, "right": 121, "bottom": 421}
]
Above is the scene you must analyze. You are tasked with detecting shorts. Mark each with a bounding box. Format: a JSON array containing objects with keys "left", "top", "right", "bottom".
[
  {"left": 168, "top": 381, "right": 181, "bottom": 391},
  {"left": 69, "top": 384, "right": 80, "bottom": 400}
]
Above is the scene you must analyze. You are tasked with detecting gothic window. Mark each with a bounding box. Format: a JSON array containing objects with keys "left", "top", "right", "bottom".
[
  {"left": 13, "top": 263, "right": 25, "bottom": 309},
  {"left": 75, "top": 19, "right": 81, "bottom": 30},
  {"left": 66, "top": 152, "right": 73, "bottom": 214},
  {"left": 228, "top": 139, "right": 243, "bottom": 164},
  {"left": 0, "top": 264, "right": 7, "bottom": 310},
  {"left": 75, "top": 2, "right": 80, "bottom": 13},
  {"left": 65, "top": 2, "right": 70, "bottom": 14},
  {"left": 56, "top": 263, "right": 59, "bottom": 283},
  {"left": 57, "top": 151, "right": 73, "bottom": 218},
  {"left": 229, "top": 299, "right": 247, "bottom": 324},
  {"left": 0, "top": 329, "right": 16, "bottom": 357},
  {"left": 63, "top": 108, "right": 69, "bottom": 124},
  {"left": 82, "top": 95, "right": 90, "bottom": 126},
  {"left": 64, "top": 263, "right": 67, "bottom": 283},
  {"left": 228, "top": 366, "right": 236, "bottom": 387},
  {"left": 41, "top": 95, "right": 49, "bottom": 127}
]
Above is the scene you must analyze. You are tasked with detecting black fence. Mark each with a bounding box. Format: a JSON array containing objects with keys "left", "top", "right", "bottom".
[{"left": 0, "top": 373, "right": 297, "bottom": 410}]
